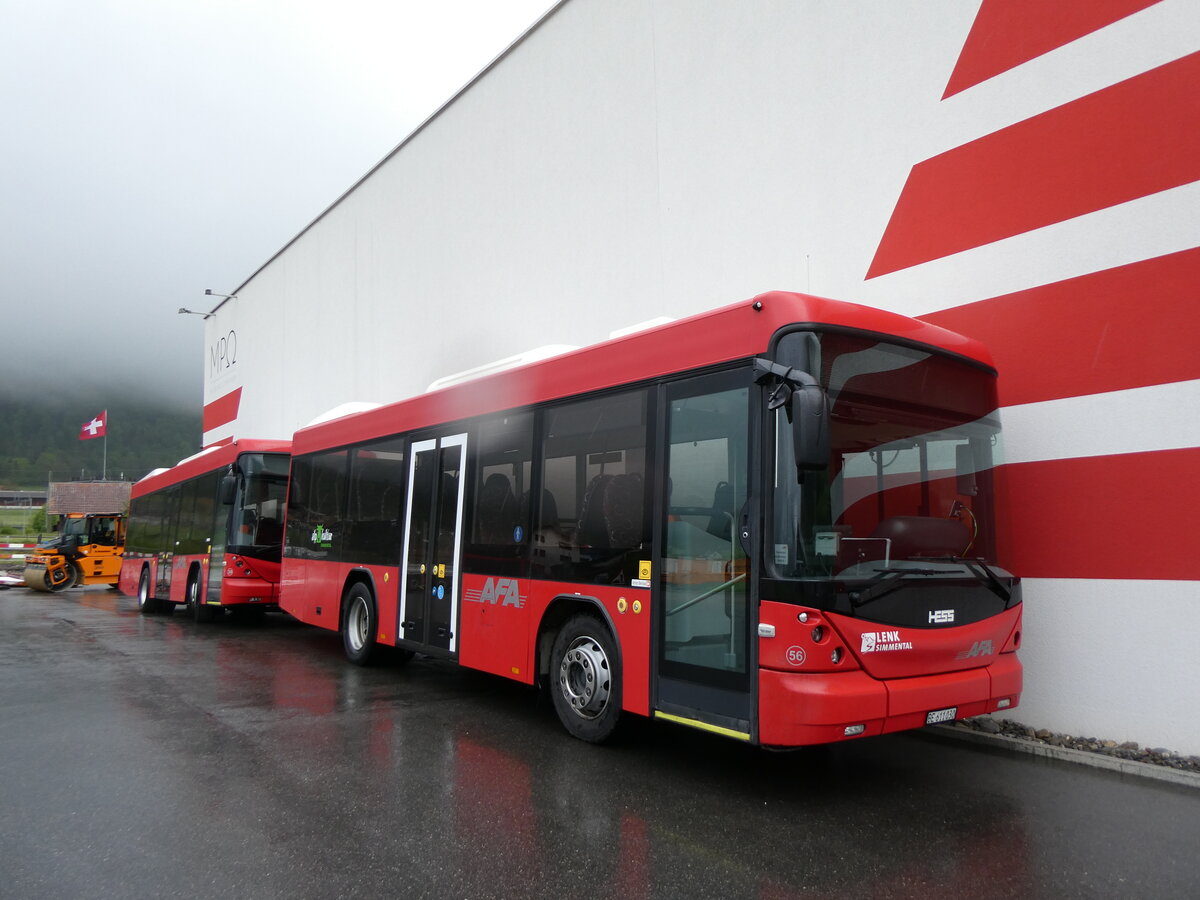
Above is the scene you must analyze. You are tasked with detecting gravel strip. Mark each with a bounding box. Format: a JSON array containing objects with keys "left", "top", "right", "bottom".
[{"left": 930, "top": 717, "right": 1200, "bottom": 788}]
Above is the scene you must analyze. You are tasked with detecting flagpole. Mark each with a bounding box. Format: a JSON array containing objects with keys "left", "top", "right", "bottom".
[{"left": 103, "top": 432, "right": 107, "bottom": 481}]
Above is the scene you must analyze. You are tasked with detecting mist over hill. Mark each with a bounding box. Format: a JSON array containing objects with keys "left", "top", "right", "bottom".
[{"left": 0, "top": 386, "right": 201, "bottom": 488}]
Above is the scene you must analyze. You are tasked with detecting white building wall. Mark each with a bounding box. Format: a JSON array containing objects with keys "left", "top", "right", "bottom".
[{"left": 199, "top": 0, "right": 1200, "bottom": 753}]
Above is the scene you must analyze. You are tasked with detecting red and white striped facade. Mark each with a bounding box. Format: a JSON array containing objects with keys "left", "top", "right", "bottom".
[{"left": 199, "top": 1, "right": 1200, "bottom": 752}]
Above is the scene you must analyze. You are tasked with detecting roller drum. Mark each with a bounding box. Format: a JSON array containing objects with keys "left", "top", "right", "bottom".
[{"left": 23, "top": 564, "right": 52, "bottom": 592}]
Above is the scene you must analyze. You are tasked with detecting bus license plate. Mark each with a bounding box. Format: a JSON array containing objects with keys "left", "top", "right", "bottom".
[{"left": 925, "top": 707, "right": 957, "bottom": 725}]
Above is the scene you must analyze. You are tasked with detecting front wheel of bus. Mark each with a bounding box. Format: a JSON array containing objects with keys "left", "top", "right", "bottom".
[
  {"left": 342, "top": 583, "right": 379, "bottom": 666},
  {"left": 188, "top": 574, "right": 213, "bottom": 623},
  {"left": 550, "top": 614, "right": 621, "bottom": 743}
]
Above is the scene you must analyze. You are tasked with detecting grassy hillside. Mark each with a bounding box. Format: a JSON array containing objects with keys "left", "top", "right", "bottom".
[{"left": 0, "top": 391, "right": 201, "bottom": 489}]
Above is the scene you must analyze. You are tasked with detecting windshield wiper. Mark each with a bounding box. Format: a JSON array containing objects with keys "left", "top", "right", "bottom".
[
  {"left": 847, "top": 558, "right": 1014, "bottom": 608},
  {"left": 920, "top": 556, "right": 1013, "bottom": 604}
]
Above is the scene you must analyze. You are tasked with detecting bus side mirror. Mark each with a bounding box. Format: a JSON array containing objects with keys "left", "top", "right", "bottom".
[
  {"left": 956, "top": 444, "right": 978, "bottom": 496},
  {"left": 219, "top": 474, "right": 237, "bottom": 505},
  {"left": 791, "top": 382, "right": 830, "bottom": 473}
]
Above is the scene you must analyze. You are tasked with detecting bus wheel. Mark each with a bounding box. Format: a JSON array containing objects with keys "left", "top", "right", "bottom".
[
  {"left": 137, "top": 567, "right": 159, "bottom": 615},
  {"left": 342, "top": 583, "right": 379, "bottom": 666},
  {"left": 188, "top": 575, "right": 213, "bottom": 623},
  {"left": 550, "top": 614, "right": 621, "bottom": 743}
]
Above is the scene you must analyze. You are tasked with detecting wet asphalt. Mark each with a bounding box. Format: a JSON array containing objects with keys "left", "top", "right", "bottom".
[{"left": 1, "top": 585, "right": 1198, "bottom": 899}]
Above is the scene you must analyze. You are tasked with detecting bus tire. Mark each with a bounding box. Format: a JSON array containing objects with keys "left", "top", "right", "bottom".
[
  {"left": 188, "top": 573, "right": 214, "bottom": 623},
  {"left": 341, "top": 582, "right": 379, "bottom": 666},
  {"left": 549, "top": 614, "right": 621, "bottom": 743},
  {"left": 137, "top": 567, "right": 159, "bottom": 615}
]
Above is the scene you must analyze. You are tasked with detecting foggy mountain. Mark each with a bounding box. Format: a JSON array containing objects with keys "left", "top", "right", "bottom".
[{"left": 0, "top": 383, "right": 202, "bottom": 488}]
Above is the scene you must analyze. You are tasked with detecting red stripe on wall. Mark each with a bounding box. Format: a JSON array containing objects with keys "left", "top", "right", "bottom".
[
  {"left": 997, "top": 448, "right": 1200, "bottom": 581},
  {"left": 867, "top": 51, "right": 1200, "bottom": 279},
  {"left": 202, "top": 387, "right": 242, "bottom": 433},
  {"left": 943, "top": 0, "right": 1163, "bottom": 99},
  {"left": 920, "top": 248, "right": 1200, "bottom": 408}
]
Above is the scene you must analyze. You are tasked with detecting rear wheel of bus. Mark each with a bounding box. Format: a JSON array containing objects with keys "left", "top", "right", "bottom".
[
  {"left": 342, "top": 582, "right": 379, "bottom": 666},
  {"left": 550, "top": 614, "right": 621, "bottom": 743}
]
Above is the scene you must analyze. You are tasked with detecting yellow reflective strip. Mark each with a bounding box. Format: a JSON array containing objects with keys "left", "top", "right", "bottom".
[{"left": 654, "top": 710, "right": 751, "bottom": 741}]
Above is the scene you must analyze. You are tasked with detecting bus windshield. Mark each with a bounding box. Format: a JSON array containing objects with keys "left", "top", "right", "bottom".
[
  {"left": 228, "top": 452, "right": 289, "bottom": 557},
  {"left": 770, "top": 330, "right": 1006, "bottom": 582}
]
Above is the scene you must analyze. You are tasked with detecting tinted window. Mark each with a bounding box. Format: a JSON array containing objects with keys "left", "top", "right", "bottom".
[
  {"left": 536, "top": 390, "right": 649, "bottom": 584},
  {"left": 285, "top": 451, "right": 348, "bottom": 560},
  {"left": 126, "top": 491, "right": 163, "bottom": 555},
  {"left": 175, "top": 477, "right": 203, "bottom": 555},
  {"left": 231, "top": 454, "right": 289, "bottom": 555},
  {"left": 465, "top": 412, "right": 534, "bottom": 575},
  {"left": 344, "top": 438, "right": 406, "bottom": 565},
  {"left": 191, "top": 473, "right": 218, "bottom": 552}
]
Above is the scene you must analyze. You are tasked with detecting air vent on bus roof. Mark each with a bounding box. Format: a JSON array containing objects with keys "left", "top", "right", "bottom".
[
  {"left": 608, "top": 316, "right": 675, "bottom": 339},
  {"left": 305, "top": 401, "right": 382, "bottom": 428},
  {"left": 170, "top": 446, "right": 224, "bottom": 469},
  {"left": 425, "top": 344, "right": 579, "bottom": 392}
]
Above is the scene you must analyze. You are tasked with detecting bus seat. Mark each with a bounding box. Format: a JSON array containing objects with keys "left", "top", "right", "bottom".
[
  {"left": 578, "top": 474, "right": 613, "bottom": 549},
  {"left": 604, "top": 473, "right": 644, "bottom": 549},
  {"left": 520, "top": 488, "right": 560, "bottom": 536},
  {"left": 477, "top": 473, "right": 517, "bottom": 543}
]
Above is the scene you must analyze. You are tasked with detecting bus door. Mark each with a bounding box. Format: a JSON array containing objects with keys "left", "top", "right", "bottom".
[
  {"left": 206, "top": 472, "right": 228, "bottom": 605},
  {"left": 399, "top": 432, "right": 468, "bottom": 653},
  {"left": 156, "top": 484, "right": 182, "bottom": 599},
  {"left": 654, "top": 371, "right": 754, "bottom": 740}
]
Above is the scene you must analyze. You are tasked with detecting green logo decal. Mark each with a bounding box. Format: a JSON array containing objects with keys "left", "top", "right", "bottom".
[{"left": 310, "top": 525, "right": 335, "bottom": 548}]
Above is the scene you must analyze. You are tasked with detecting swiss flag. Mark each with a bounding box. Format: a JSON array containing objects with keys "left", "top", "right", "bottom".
[{"left": 80, "top": 410, "right": 107, "bottom": 440}]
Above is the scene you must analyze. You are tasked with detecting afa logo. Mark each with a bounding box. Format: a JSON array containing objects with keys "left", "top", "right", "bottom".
[
  {"left": 465, "top": 577, "right": 527, "bottom": 609},
  {"left": 955, "top": 639, "right": 994, "bottom": 660}
]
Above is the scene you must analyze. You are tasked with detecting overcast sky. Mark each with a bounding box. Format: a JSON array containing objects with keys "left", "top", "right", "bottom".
[{"left": 0, "top": 0, "right": 554, "bottom": 407}]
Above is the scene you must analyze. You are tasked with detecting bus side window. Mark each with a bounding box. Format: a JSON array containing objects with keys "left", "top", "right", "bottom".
[
  {"left": 539, "top": 390, "right": 649, "bottom": 584},
  {"left": 465, "top": 412, "right": 534, "bottom": 576},
  {"left": 344, "top": 439, "right": 406, "bottom": 566}
]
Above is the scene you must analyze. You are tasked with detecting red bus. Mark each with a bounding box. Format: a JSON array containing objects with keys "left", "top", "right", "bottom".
[
  {"left": 280, "top": 293, "right": 1021, "bottom": 746},
  {"left": 120, "top": 439, "right": 291, "bottom": 621}
]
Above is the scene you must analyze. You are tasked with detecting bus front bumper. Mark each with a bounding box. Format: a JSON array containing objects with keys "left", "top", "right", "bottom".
[{"left": 757, "top": 653, "right": 1022, "bottom": 747}]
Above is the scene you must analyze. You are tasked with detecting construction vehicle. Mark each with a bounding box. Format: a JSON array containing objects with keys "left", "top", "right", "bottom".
[{"left": 23, "top": 513, "right": 125, "bottom": 592}]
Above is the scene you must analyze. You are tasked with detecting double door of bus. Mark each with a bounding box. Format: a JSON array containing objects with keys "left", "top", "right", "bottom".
[
  {"left": 154, "top": 485, "right": 180, "bottom": 600},
  {"left": 398, "top": 432, "right": 468, "bottom": 653},
  {"left": 654, "top": 369, "right": 754, "bottom": 740}
]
